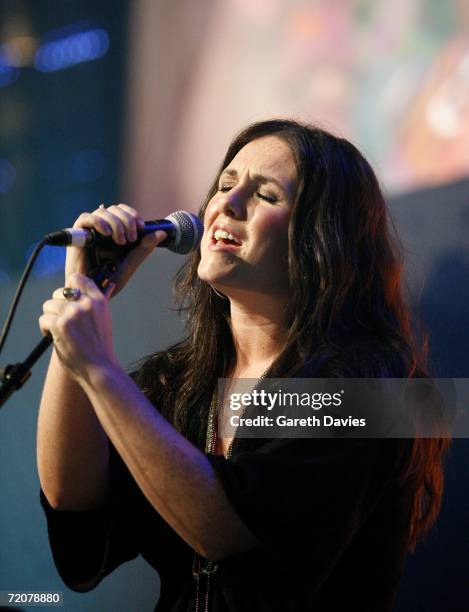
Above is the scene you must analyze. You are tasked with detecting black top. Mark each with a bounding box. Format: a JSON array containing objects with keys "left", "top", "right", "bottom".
[{"left": 40, "top": 432, "right": 415, "bottom": 611}]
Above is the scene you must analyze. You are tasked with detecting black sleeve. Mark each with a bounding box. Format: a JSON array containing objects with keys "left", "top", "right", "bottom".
[
  {"left": 206, "top": 438, "right": 410, "bottom": 571},
  {"left": 40, "top": 444, "right": 145, "bottom": 592}
]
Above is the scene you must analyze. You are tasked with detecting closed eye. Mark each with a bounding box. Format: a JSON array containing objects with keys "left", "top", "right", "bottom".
[
  {"left": 218, "top": 185, "right": 278, "bottom": 204},
  {"left": 256, "top": 192, "right": 278, "bottom": 204}
]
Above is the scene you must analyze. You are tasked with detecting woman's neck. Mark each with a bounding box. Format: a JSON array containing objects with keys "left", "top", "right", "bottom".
[{"left": 228, "top": 294, "right": 289, "bottom": 377}]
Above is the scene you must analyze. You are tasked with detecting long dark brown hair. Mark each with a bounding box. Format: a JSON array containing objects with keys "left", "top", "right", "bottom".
[{"left": 132, "top": 119, "right": 449, "bottom": 551}]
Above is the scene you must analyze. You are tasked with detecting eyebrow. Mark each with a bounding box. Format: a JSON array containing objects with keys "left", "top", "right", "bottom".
[{"left": 220, "top": 168, "right": 287, "bottom": 193}]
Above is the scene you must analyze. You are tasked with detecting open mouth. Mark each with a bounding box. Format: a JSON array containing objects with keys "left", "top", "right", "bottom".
[{"left": 212, "top": 228, "right": 242, "bottom": 246}]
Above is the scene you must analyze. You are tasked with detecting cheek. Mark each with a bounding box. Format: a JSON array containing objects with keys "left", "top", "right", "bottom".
[
  {"left": 200, "top": 207, "right": 215, "bottom": 242},
  {"left": 203, "top": 197, "right": 220, "bottom": 225},
  {"left": 252, "top": 219, "right": 290, "bottom": 276},
  {"left": 200, "top": 201, "right": 217, "bottom": 247},
  {"left": 255, "top": 211, "right": 290, "bottom": 249}
]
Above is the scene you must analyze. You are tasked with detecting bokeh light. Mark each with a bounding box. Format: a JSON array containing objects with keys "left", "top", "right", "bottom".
[
  {"left": 0, "top": 46, "right": 20, "bottom": 87},
  {"left": 25, "top": 243, "right": 66, "bottom": 278},
  {"left": 34, "top": 28, "right": 109, "bottom": 73}
]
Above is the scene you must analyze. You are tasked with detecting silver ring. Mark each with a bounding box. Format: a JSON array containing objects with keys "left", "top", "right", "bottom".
[
  {"left": 99, "top": 204, "right": 106, "bottom": 209},
  {"left": 63, "top": 287, "right": 81, "bottom": 301}
]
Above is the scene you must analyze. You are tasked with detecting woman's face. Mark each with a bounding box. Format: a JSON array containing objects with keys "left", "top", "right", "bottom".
[{"left": 198, "top": 135, "right": 299, "bottom": 298}]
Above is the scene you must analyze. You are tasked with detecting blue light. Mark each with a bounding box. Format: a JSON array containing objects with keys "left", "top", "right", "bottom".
[
  {"left": 34, "top": 28, "right": 110, "bottom": 73},
  {"left": 0, "top": 48, "right": 20, "bottom": 87},
  {"left": 0, "top": 159, "right": 16, "bottom": 193},
  {"left": 72, "top": 34, "right": 91, "bottom": 61},
  {"left": 26, "top": 244, "right": 66, "bottom": 279}
]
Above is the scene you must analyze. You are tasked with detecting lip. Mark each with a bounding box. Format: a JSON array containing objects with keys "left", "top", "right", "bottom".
[
  {"left": 210, "top": 223, "right": 243, "bottom": 247},
  {"left": 208, "top": 239, "right": 242, "bottom": 252}
]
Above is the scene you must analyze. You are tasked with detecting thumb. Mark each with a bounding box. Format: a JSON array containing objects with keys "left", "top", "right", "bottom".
[
  {"left": 140, "top": 229, "right": 167, "bottom": 250},
  {"left": 124, "top": 229, "right": 166, "bottom": 274}
]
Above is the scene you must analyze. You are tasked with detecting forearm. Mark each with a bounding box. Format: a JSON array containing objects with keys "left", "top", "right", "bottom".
[
  {"left": 37, "top": 349, "right": 110, "bottom": 510},
  {"left": 37, "top": 206, "right": 162, "bottom": 511},
  {"left": 79, "top": 362, "right": 258, "bottom": 561}
]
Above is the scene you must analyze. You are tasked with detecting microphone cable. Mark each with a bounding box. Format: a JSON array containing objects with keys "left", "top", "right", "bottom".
[{"left": 0, "top": 238, "right": 47, "bottom": 356}]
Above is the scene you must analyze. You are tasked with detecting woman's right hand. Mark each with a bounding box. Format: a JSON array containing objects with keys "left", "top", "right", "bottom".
[{"left": 65, "top": 203, "right": 165, "bottom": 297}]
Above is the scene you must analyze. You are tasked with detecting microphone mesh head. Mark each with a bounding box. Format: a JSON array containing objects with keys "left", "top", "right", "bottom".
[{"left": 164, "top": 211, "right": 203, "bottom": 254}]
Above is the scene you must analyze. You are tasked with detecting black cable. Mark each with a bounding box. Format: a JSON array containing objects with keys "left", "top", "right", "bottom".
[{"left": 0, "top": 238, "right": 48, "bottom": 355}]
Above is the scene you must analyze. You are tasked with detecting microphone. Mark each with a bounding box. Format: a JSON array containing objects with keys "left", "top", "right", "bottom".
[{"left": 44, "top": 210, "right": 203, "bottom": 255}]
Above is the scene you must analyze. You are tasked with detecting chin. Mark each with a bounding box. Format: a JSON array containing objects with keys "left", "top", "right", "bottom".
[
  {"left": 197, "top": 259, "right": 237, "bottom": 286},
  {"left": 197, "top": 262, "right": 215, "bottom": 284}
]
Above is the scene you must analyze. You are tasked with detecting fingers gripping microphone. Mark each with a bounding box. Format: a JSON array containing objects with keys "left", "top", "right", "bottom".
[{"left": 45, "top": 210, "right": 203, "bottom": 255}]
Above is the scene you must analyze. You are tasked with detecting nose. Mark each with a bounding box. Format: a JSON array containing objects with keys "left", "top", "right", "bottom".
[{"left": 217, "top": 185, "right": 247, "bottom": 219}]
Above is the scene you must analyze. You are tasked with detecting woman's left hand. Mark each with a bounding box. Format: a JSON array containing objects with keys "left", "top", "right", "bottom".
[{"left": 39, "top": 272, "right": 118, "bottom": 383}]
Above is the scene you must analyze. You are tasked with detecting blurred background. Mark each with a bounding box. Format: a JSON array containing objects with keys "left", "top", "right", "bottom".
[{"left": 0, "top": 0, "right": 468, "bottom": 610}]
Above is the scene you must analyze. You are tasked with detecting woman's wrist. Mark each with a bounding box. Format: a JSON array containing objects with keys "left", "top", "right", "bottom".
[{"left": 77, "top": 358, "right": 124, "bottom": 394}]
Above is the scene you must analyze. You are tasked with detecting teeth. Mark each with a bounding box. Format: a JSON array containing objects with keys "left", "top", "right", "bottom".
[{"left": 213, "top": 229, "right": 241, "bottom": 244}]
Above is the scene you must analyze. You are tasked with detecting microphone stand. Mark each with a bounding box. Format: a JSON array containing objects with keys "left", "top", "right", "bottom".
[{"left": 0, "top": 259, "right": 117, "bottom": 409}]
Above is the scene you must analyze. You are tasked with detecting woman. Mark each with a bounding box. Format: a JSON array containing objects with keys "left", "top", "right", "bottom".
[{"left": 37, "top": 119, "right": 448, "bottom": 611}]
